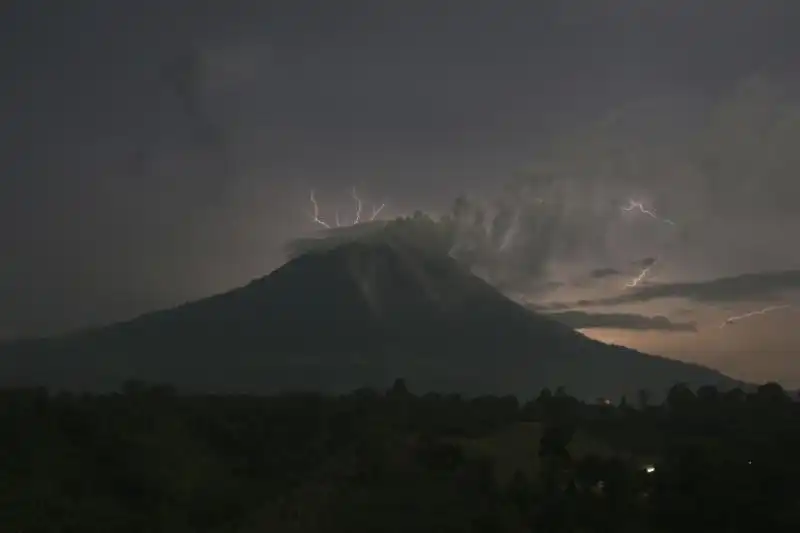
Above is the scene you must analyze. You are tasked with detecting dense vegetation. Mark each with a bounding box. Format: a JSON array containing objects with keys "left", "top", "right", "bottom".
[{"left": 2, "top": 379, "right": 799, "bottom": 532}]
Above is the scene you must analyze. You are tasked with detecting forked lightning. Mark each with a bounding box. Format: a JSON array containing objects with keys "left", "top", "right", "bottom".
[
  {"left": 619, "top": 198, "right": 673, "bottom": 290},
  {"left": 371, "top": 204, "right": 385, "bottom": 220},
  {"left": 308, "top": 188, "right": 385, "bottom": 228}
]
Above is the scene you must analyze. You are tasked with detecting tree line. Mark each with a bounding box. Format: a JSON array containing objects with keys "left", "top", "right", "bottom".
[{"left": 1, "top": 378, "right": 799, "bottom": 532}]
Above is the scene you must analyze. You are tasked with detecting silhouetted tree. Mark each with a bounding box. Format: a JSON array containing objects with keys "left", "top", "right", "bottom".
[
  {"left": 666, "top": 383, "right": 696, "bottom": 413},
  {"left": 619, "top": 395, "right": 629, "bottom": 410},
  {"left": 755, "top": 381, "right": 789, "bottom": 405},
  {"left": 697, "top": 384, "right": 720, "bottom": 404},
  {"left": 388, "top": 377, "right": 409, "bottom": 397},
  {"left": 638, "top": 389, "right": 651, "bottom": 410}
]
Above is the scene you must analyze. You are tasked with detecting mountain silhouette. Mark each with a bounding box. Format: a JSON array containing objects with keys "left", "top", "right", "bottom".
[{"left": 0, "top": 236, "right": 737, "bottom": 399}]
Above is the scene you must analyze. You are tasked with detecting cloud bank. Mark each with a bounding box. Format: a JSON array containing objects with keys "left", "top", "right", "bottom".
[
  {"left": 570, "top": 270, "right": 800, "bottom": 308},
  {"left": 544, "top": 310, "right": 697, "bottom": 332},
  {"left": 590, "top": 267, "right": 621, "bottom": 279}
]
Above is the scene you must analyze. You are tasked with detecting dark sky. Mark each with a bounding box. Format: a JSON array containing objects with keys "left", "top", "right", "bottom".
[{"left": 2, "top": 0, "right": 800, "bottom": 385}]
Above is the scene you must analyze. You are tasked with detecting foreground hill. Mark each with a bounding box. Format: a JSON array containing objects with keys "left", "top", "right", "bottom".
[{"left": 0, "top": 238, "right": 737, "bottom": 399}]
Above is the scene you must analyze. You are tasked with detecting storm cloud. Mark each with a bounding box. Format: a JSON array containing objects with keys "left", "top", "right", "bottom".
[
  {"left": 635, "top": 257, "right": 657, "bottom": 268},
  {"left": 590, "top": 267, "right": 622, "bottom": 279},
  {"left": 570, "top": 270, "right": 800, "bottom": 308}
]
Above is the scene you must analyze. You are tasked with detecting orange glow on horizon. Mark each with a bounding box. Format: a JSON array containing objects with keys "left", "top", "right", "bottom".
[{"left": 578, "top": 327, "right": 673, "bottom": 356}]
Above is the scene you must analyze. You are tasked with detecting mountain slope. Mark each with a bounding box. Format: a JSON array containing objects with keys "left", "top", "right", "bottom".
[{"left": 0, "top": 239, "right": 737, "bottom": 399}]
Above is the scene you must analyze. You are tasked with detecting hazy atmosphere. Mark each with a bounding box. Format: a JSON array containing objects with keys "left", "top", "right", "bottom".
[{"left": 2, "top": 0, "right": 800, "bottom": 385}]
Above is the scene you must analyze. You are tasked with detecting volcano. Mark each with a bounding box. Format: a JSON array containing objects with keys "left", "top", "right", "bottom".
[{"left": 0, "top": 238, "right": 736, "bottom": 399}]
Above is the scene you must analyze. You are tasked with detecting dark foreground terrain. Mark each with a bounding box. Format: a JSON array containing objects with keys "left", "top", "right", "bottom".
[{"left": 2, "top": 379, "right": 799, "bottom": 532}]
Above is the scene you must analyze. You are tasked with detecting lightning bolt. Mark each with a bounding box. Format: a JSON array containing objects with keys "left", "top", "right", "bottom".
[
  {"left": 624, "top": 265, "right": 653, "bottom": 288},
  {"left": 309, "top": 190, "right": 331, "bottom": 228},
  {"left": 622, "top": 199, "right": 675, "bottom": 226},
  {"left": 370, "top": 203, "right": 385, "bottom": 220},
  {"left": 309, "top": 187, "right": 385, "bottom": 228},
  {"left": 719, "top": 305, "right": 790, "bottom": 328},
  {"left": 351, "top": 188, "right": 362, "bottom": 224},
  {"left": 622, "top": 199, "right": 658, "bottom": 219}
]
